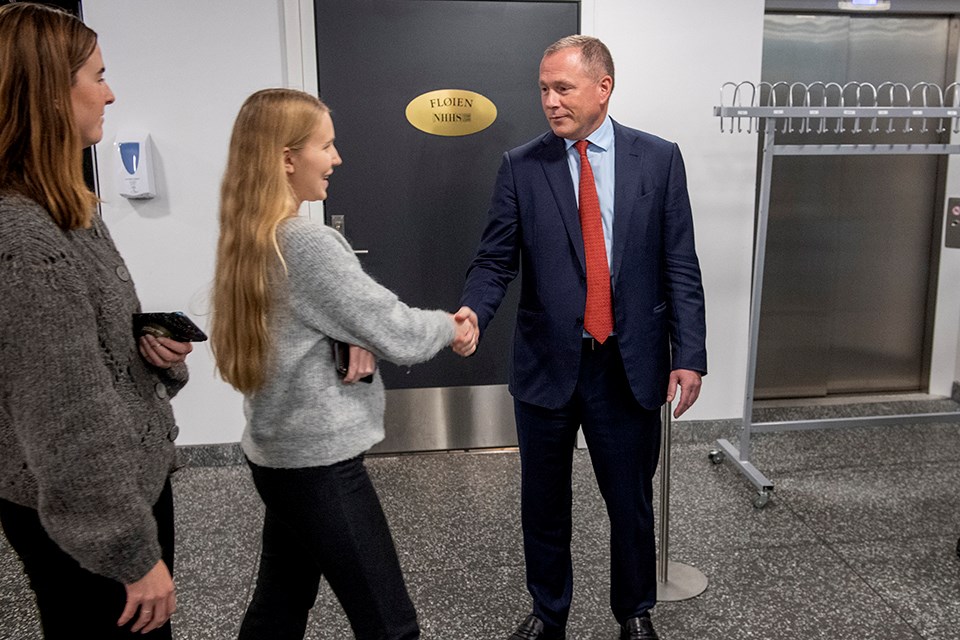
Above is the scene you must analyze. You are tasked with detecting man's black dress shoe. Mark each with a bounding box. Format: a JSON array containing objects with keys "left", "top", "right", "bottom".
[
  {"left": 508, "top": 614, "right": 566, "bottom": 640},
  {"left": 620, "top": 615, "right": 659, "bottom": 640}
]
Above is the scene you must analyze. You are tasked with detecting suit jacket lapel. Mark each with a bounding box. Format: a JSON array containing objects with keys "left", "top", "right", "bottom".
[
  {"left": 611, "top": 121, "right": 644, "bottom": 282},
  {"left": 538, "top": 133, "right": 585, "bottom": 274}
]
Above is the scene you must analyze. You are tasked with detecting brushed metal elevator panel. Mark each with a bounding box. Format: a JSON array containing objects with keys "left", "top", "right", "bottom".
[{"left": 756, "top": 14, "right": 949, "bottom": 398}]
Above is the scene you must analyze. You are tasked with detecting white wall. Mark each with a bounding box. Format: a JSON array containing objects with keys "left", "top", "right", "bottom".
[
  {"left": 83, "top": 0, "right": 291, "bottom": 444},
  {"left": 938, "top": 46, "right": 960, "bottom": 398},
  {"left": 79, "top": 0, "right": 958, "bottom": 445},
  {"left": 582, "top": 0, "right": 766, "bottom": 420}
]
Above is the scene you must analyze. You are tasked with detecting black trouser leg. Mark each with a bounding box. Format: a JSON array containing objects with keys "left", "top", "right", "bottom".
[
  {"left": 0, "top": 480, "right": 174, "bottom": 640},
  {"left": 240, "top": 456, "right": 419, "bottom": 640}
]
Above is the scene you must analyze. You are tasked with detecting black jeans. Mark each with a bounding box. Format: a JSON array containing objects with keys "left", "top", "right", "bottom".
[
  {"left": 0, "top": 480, "right": 175, "bottom": 639},
  {"left": 239, "top": 456, "right": 419, "bottom": 640}
]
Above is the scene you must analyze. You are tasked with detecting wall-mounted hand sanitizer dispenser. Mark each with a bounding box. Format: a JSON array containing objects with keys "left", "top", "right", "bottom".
[{"left": 115, "top": 130, "right": 157, "bottom": 199}]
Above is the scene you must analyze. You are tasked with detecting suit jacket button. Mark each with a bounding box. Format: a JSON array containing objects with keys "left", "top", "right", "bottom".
[
  {"left": 168, "top": 425, "right": 180, "bottom": 441},
  {"left": 116, "top": 265, "right": 130, "bottom": 281},
  {"left": 154, "top": 382, "right": 168, "bottom": 399},
  {"left": 576, "top": 316, "right": 584, "bottom": 325}
]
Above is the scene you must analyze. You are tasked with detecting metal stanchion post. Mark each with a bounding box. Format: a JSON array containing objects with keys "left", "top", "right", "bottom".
[{"left": 656, "top": 401, "right": 708, "bottom": 601}]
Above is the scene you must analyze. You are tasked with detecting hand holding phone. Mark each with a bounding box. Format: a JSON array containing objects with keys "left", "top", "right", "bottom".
[
  {"left": 332, "top": 341, "right": 374, "bottom": 383},
  {"left": 133, "top": 312, "right": 207, "bottom": 342}
]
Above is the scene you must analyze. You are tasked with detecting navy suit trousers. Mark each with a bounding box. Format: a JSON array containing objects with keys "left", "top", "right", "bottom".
[{"left": 515, "top": 337, "right": 661, "bottom": 632}]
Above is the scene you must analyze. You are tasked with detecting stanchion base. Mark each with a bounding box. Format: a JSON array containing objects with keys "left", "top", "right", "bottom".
[{"left": 656, "top": 561, "right": 708, "bottom": 602}]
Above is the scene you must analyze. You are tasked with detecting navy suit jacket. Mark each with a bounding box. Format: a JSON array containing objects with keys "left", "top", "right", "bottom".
[{"left": 461, "top": 120, "right": 707, "bottom": 410}]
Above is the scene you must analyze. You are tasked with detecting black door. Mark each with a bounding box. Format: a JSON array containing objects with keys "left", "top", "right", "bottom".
[{"left": 315, "top": 0, "right": 579, "bottom": 392}]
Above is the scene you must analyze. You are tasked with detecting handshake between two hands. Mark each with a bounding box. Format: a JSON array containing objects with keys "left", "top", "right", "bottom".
[
  {"left": 340, "top": 306, "right": 478, "bottom": 384},
  {"left": 349, "top": 306, "right": 702, "bottom": 417},
  {"left": 446, "top": 307, "right": 702, "bottom": 417},
  {"left": 450, "top": 306, "right": 479, "bottom": 357}
]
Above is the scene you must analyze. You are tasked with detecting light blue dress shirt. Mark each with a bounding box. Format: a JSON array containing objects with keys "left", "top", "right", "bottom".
[{"left": 564, "top": 114, "right": 615, "bottom": 271}]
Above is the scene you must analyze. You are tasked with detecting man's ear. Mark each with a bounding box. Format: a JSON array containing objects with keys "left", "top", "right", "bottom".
[
  {"left": 598, "top": 75, "right": 613, "bottom": 105},
  {"left": 283, "top": 147, "right": 295, "bottom": 175}
]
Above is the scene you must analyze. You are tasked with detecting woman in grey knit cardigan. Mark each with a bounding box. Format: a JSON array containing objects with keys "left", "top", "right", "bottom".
[
  {"left": 0, "top": 4, "right": 192, "bottom": 638},
  {"left": 211, "top": 89, "right": 476, "bottom": 640}
]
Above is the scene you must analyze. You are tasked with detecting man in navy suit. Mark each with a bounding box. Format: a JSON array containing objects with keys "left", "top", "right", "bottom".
[{"left": 456, "top": 35, "right": 707, "bottom": 640}]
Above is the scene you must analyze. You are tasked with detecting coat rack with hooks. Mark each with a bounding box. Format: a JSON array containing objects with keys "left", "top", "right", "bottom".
[{"left": 711, "top": 80, "right": 960, "bottom": 508}]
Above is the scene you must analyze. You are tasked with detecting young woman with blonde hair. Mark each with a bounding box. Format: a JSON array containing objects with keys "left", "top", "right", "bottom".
[
  {"left": 0, "top": 4, "right": 192, "bottom": 638},
  {"left": 212, "top": 88, "right": 476, "bottom": 640}
]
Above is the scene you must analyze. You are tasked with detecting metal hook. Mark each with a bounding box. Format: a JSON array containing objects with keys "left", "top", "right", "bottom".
[
  {"left": 756, "top": 81, "right": 777, "bottom": 132},
  {"left": 720, "top": 81, "right": 739, "bottom": 133},
  {"left": 824, "top": 82, "right": 844, "bottom": 134},
  {"left": 767, "top": 82, "right": 790, "bottom": 134},
  {"left": 945, "top": 82, "right": 960, "bottom": 134},
  {"left": 758, "top": 81, "right": 774, "bottom": 106},
  {"left": 838, "top": 81, "right": 860, "bottom": 134},
  {"left": 851, "top": 82, "right": 868, "bottom": 133},
  {"left": 788, "top": 82, "right": 807, "bottom": 134},
  {"left": 801, "top": 83, "right": 813, "bottom": 134},
  {"left": 769, "top": 81, "right": 789, "bottom": 106},
  {"left": 911, "top": 82, "right": 940, "bottom": 134},
  {"left": 857, "top": 82, "right": 879, "bottom": 133},
  {"left": 877, "top": 82, "right": 898, "bottom": 134},
  {"left": 891, "top": 82, "right": 912, "bottom": 133},
  {"left": 733, "top": 81, "right": 757, "bottom": 133},
  {"left": 805, "top": 82, "right": 827, "bottom": 134},
  {"left": 928, "top": 82, "right": 946, "bottom": 133}
]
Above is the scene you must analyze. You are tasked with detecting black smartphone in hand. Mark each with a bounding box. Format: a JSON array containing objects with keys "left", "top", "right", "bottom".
[
  {"left": 332, "top": 340, "right": 373, "bottom": 383},
  {"left": 133, "top": 312, "right": 208, "bottom": 342}
]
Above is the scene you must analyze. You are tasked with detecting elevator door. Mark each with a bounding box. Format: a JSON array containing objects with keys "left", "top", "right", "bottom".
[
  {"left": 755, "top": 14, "right": 952, "bottom": 399},
  {"left": 314, "top": 1, "right": 579, "bottom": 450}
]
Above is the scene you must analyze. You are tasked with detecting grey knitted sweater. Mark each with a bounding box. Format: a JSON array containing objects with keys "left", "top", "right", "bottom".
[
  {"left": 241, "top": 216, "right": 454, "bottom": 468},
  {"left": 0, "top": 194, "right": 187, "bottom": 584}
]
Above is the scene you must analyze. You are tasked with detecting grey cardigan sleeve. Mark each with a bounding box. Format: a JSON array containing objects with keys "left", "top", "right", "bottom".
[
  {"left": 0, "top": 252, "right": 161, "bottom": 584},
  {"left": 154, "top": 362, "right": 188, "bottom": 397},
  {"left": 279, "top": 217, "right": 455, "bottom": 365}
]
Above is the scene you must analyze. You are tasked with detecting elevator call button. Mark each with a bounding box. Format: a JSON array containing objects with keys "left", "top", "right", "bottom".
[{"left": 946, "top": 198, "right": 960, "bottom": 249}]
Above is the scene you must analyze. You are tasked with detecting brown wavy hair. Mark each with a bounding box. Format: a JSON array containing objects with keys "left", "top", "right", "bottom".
[
  {"left": 0, "top": 3, "right": 99, "bottom": 229},
  {"left": 211, "top": 89, "right": 328, "bottom": 394}
]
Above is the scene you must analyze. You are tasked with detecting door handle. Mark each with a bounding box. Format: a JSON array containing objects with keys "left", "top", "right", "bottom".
[{"left": 330, "top": 215, "right": 370, "bottom": 254}]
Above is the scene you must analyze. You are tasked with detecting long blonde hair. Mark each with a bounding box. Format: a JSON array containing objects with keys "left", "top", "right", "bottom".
[
  {"left": 0, "top": 3, "right": 99, "bottom": 229},
  {"left": 211, "top": 88, "right": 329, "bottom": 394}
]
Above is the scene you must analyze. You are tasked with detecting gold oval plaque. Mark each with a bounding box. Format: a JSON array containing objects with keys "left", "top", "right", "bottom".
[{"left": 405, "top": 89, "right": 497, "bottom": 137}]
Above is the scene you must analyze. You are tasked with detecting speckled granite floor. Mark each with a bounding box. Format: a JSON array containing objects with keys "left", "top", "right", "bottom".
[{"left": 2, "top": 398, "right": 959, "bottom": 640}]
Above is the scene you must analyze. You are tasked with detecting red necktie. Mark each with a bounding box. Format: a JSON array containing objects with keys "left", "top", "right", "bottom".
[{"left": 575, "top": 140, "right": 614, "bottom": 343}]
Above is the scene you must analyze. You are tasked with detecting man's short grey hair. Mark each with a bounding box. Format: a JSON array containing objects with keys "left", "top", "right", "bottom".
[{"left": 544, "top": 35, "right": 615, "bottom": 87}]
